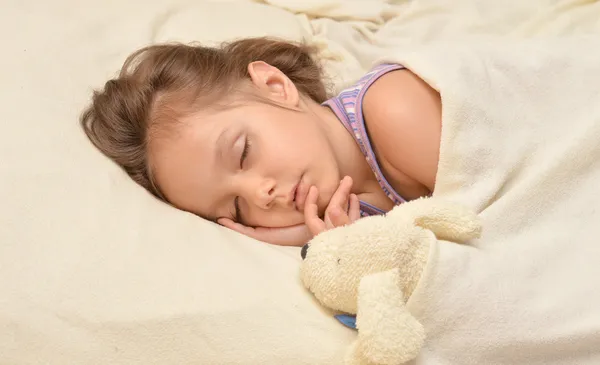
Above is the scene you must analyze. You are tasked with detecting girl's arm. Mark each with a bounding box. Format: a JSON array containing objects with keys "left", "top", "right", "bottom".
[{"left": 362, "top": 68, "right": 442, "bottom": 200}]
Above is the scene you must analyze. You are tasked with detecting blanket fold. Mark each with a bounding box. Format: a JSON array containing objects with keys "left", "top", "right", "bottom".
[{"left": 340, "top": 36, "right": 600, "bottom": 364}]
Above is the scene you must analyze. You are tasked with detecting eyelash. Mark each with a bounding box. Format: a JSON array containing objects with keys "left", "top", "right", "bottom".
[
  {"left": 234, "top": 136, "right": 251, "bottom": 222},
  {"left": 240, "top": 136, "right": 250, "bottom": 169},
  {"left": 234, "top": 197, "right": 241, "bottom": 223}
]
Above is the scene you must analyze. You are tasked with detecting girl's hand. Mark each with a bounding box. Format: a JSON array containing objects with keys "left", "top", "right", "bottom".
[
  {"left": 217, "top": 176, "right": 361, "bottom": 246},
  {"left": 304, "top": 176, "right": 361, "bottom": 236},
  {"left": 217, "top": 218, "right": 313, "bottom": 247}
]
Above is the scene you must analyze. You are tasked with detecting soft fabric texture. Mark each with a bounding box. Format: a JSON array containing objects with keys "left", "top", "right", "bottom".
[
  {"left": 2, "top": 0, "right": 600, "bottom": 364},
  {"left": 1, "top": 2, "right": 355, "bottom": 364},
  {"left": 300, "top": 198, "right": 482, "bottom": 365},
  {"left": 376, "top": 37, "right": 600, "bottom": 364}
]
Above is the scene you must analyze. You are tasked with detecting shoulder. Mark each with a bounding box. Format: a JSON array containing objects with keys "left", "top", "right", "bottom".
[
  {"left": 362, "top": 67, "right": 442, "bottom": 196},
  {"left": 363, "top": 68, "right": 440, "bottom": 121}
]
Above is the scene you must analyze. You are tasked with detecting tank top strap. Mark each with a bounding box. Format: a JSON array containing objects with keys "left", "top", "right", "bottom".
[{"left": 322, "top": 63, "right": 407, "bottom": 217}]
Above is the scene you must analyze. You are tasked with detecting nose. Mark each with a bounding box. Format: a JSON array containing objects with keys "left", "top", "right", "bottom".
[
  {"left": 301, "top": 244, "right": 309, "bottom": 260},
  {"left": 250, "top": 178, "right": 276, "bottom": 209}
]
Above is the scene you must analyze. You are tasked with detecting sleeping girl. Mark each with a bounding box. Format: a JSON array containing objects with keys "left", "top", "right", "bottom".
[{"left": 80, "top": 37, "right": 441, "bottom": 246}]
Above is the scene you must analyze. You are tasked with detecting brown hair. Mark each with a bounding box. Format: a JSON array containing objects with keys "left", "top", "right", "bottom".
[{"left": 80, "top": 37, "right": 328, "bottom": 200}]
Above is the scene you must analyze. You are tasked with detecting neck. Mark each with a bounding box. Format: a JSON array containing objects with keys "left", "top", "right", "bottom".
[{"left": 311, "top": 102, "right": 378, "bottom": 196}]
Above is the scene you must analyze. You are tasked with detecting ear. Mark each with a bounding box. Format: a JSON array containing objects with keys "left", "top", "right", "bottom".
[
  {"left": 351, "top": 269, "right": 425, "bottom": 365},
  {"left": 247, "top": 61, "right": 300, "bottom": 107},
  {"left": 387, "top": 197, "right": 482, "bottom": 243}
]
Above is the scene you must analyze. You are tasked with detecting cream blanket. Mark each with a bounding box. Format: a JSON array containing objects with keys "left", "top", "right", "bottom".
[
  {"left": 2, "top": 1, "right": 600, "bottom": 364},
  {"left": 351, "top": 37, "right": 600, "bottom": 364}
]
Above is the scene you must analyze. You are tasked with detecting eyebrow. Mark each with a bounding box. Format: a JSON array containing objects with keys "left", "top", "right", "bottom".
[{"left": 215, "top": 128, "right": 229, "bottom": 164}]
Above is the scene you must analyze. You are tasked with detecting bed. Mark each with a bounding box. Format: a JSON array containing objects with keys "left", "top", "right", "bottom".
[{"left": 2, "top": 0, "right": 600, "bottom": 364}]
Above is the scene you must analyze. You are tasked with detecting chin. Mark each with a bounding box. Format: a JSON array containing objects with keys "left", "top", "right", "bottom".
[
  {"left": 317, "top": 178, "right": 339, "bottom": 216},
  {"left": 316, "top": 201, "right": 327, "bottom": 217}
]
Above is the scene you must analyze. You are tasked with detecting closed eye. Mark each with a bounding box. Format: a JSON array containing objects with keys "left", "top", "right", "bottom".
[
  {"left": 233, "top": 136, "right": 251, "bottom": 224},
  {"left": 234, "top": 196, "right": 243, "bottom": 224},
  {"left": 240, "top": 136, "right": 251, "bottom": 169}
]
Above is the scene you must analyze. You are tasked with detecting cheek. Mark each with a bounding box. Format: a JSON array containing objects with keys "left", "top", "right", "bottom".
[
  {"left": 316, "top": 175, "right": 341, "bottom": 213},
  {"left": 273, "top": 117, "right": 323, "bottom": 152},
  {"left": 258, "top": 125, "right": 303, "bottom": 160}
]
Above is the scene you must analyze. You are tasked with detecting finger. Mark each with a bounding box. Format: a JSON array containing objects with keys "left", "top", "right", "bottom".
[
  {"left": 339, "top": 176, "right": 353, "bottom": 213},
  {"left": 329, "top": 176, "right": 353, "bottom": 212},
  {"left": 304, "top": 186, "right": 326, "bottom": 236},
  {"left": 324, "top": 209, "right": 333, "bottom": 228},
  {"left": 218, "top": 218, "right": 312, "bottom": 247},
  {"left": 348, "top": 194, "right": 361, "bottom": 222},
  {"left": 253, "top": 224, "right": 313, "bottom": 247},
  {"left": 327, "top": 206, "right": 350, "bottom": 228},
  {"left": 218, "top": 217, "right": 256, "bottom": 236}
]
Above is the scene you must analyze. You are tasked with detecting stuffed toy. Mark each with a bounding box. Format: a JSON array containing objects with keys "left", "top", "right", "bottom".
[{"left": 300, "top": 197, "right": 482, "bottom": 365}]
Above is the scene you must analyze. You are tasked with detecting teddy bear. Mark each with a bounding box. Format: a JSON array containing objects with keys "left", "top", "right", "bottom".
[{"left": 300, "top": 197, "right": 482, "bottom": 365}]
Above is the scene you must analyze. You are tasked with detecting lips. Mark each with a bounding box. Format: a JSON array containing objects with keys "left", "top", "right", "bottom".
[
  {"left": 289, "top": 182, "right": 299, "bottom": 205},
  {"left": 294, "top": 177, "right": 309, "bottom": 213}
]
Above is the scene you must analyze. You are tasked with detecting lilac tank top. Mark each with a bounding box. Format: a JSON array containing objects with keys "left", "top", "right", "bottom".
[{"left": 322, "top": 64, "right": 407, "bottom": 217}]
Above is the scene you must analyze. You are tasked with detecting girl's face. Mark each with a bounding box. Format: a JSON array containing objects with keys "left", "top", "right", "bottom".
[{"left": 150, "top": 62, "right": 343, "bottom": 228}]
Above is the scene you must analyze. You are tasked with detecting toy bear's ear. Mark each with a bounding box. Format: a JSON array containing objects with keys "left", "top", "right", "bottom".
[
  {"left": 388, "top": 197, "right": 482, "bottom": 243},
  {"left": 350, "top": 269, "right": 425, "bottom": 365}
]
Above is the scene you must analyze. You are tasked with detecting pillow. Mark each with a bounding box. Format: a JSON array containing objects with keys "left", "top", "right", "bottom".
[
  {"left": 153, "top": 0, "right": 311, "bottom": 45},
  {"left": 152, "top": 0, "right": 368, "bottom": 92},
  {"left": 0, "top": 0, "right": 354, "bottom": 363}
]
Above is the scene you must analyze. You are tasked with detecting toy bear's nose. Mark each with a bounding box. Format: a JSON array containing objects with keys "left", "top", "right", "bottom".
[{"left": 301, "top": 244, "right": 310, "bottom": 260}]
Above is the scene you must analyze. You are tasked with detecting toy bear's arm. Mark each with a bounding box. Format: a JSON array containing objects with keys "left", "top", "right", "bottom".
[
  {"left": 311, "top": 198, "right": 481, "bottom": 257},
  {"left": 387, "top": 198, "right": 481, "bottom": 243},
  {"left": 346, "top": 268, "right": 425, "bottom": 365}
]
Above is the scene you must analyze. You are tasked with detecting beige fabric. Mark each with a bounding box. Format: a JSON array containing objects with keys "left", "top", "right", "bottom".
[
  {"left": 0, "top": 1, "right": 353, "bottom": 364},
  {"left": 2, "top": 0, "right": 600, "bottom": 364},
  {"left": 375, "top": 36, "right": 600, "bottom": 364},
  {"left": 300, "top": 198, "right": 483, "bottom": 365},
  {"left": 275, "top": 0, "right": 600, "bottom": 88}
]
